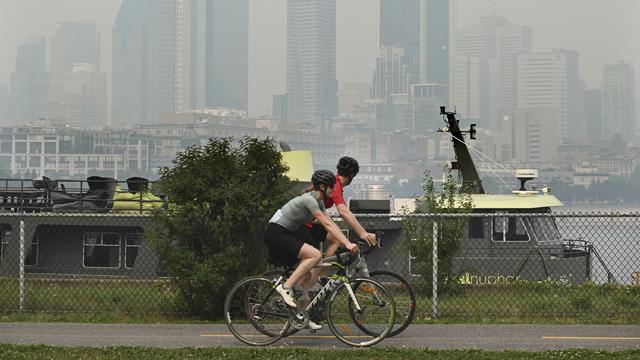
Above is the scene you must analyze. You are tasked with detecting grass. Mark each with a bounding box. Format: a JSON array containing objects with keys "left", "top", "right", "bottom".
[
  {"left": 0, "top": 345, "right": 639, "bottom": 360},
  {"left": 1, "top": 277, "right": 639, "bottom": 324}
]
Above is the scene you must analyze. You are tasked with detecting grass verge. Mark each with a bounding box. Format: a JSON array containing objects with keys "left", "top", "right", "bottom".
[{"left": 0, "top": 345, "right": 639, "bottom": 360}]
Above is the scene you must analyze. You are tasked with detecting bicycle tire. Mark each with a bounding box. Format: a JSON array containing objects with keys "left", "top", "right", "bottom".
[
  {"left": 224, "top": 275, "right": 291, "bottom": 346},
  {"left": 326, "top": 277, "right": 395, "bottom": 347},
  {"left": 360, "top": 271, "right": 416, "bottom": 337}
]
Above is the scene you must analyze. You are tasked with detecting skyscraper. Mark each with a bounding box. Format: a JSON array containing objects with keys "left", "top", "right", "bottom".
[
  {"left": 49, "top": 22, "right": 100, "bottom": 81},
  {"left": 286, "top": 0, "right": 338, "bottom": 125},
  {"left": 452, "top": 16, "right": 531, "bottom": 128},
  {"left": 10, "top": 36, "right": 47, "bottom": 124},
  {"left": 380, "top": 0, "right": 420, "bottom": 84},
  {"left": 517, "top": 49, "right": 580, "bottom": 143},
  {"left": 112, "top": 0, "right": 176, "bottom": 127},
  {"left": 177, "top": 0, "right": 248, "bottom": 112},
  {"left": 420, "top": 0, "right": 449, "bottom": 90},
  {"left": 601, "top": 61, "right": 636, "bottom": 144}
]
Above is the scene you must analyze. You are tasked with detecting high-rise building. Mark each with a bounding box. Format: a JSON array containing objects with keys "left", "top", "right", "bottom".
[
  {"left": 286, "top": 0, "right": 338, "bottom": 125},
  {"left": 272, "top": 94, "right": 288, "bottom": 123},
  {"left": 338, "top": 82, "right": 370, "bottom": 118},
  {"left": 601, "top": 61, "right": 636, "bottom": 143},
  {"left": 177, "top": 0, "right": 248, "bottom": 112},
  {"left": 112, "top": 0, "right": 176, "bottom": 127},
  {"left": 517, "top": 49, "right": 580, "bottom": 143},
  {"left": 420, "top": 0, "right": 449, "bottom": 90},
  {"left": 584, "top": 89, "right": 602, "bottom": 144},
  {"left": 452, "top": 16, "right": 531, "bottom": 129},
  {"left": 45, "top": 63, "right": 107, "bottom": 128},
  {"left": 496, "top": 23, "right": 532, "bottom": 115},
  {"left": 372, "top": 47, "right": 412, "bottom": 100},
  {"left": 10, "top": 36, "right": 47, "bottom": 124},
  {"left": 380, "top": 0, "right": 420, "bottom": 83},
  {"left": 49, "top": 22, "right": 100, "bottom": 87}
]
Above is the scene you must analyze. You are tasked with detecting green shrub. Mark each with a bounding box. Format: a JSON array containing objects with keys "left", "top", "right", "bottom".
[
  {"left": 148, "top": 137, "right": 292, "bottom": 318},
  {"left": 402, "top": 171, "right": 473, "bottom": 295}
]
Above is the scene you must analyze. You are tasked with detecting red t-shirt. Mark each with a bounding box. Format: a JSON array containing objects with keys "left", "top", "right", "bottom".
[
  {"left": 305, "top": 175, "right": 344, "bottom": 229},
  {"left": 323, "top": 175, "right": 345, "bottom": 208}
]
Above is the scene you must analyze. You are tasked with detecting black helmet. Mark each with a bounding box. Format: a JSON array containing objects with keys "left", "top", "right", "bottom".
[
  {"left": 311, "top": 170, "right": 336, "bottom": 188},
  {"left": 337, "top": 156, "right": 359, "bottom": 177}
]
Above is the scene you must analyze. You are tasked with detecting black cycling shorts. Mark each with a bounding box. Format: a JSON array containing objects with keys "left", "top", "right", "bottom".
[
  {"left": 294, "top": 223, "right": 327, "bottom": 250},
  {"left": 264, "top": 222, "right": 313, "bottom": 267}
]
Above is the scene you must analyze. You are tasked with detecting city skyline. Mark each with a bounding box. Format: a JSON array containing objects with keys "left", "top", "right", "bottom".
[{"left": 1, "top": 0, "right": 638, "bottom": 119}]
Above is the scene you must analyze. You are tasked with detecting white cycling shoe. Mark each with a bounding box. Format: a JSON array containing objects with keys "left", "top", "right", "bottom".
[
  {"left": 276, "top": 284, "right": 297, "bottom": 308},
  {"left": 307, "top": 320, "right": 323, "bottom": 331}
]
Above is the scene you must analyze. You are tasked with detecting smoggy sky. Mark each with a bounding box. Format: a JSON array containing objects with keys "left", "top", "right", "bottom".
[{"left": 1, "top": 0, "right": 638, "bottom": 117}]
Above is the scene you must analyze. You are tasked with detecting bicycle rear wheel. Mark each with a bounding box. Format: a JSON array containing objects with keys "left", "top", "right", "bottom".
[
  {"left": 363, "top": 271, "right": 416, "bottom": 337},
  {"left": 224, "top": 275, "right": 290, "bottom": 346},
  {"left": 326, "top": 277, "right": 395, "bottom": 347}
]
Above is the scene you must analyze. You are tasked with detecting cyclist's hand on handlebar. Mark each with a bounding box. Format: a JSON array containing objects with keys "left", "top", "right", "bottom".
[
  {"left": 360, "top": 232, "right": 378, "bottom": 247},
  {"left": 346, "top": 242, "right": 359, "bottom": 255}
]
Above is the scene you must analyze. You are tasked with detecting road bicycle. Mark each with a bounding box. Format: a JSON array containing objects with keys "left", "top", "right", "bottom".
[
  {"left": 264, "top": 231, "right": 416, "bottom": 337},
  {"left": 224, "top": 248, "right": 396, "bottom": 347}
]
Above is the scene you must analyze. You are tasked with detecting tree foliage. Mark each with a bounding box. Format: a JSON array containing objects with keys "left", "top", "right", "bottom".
[
  {"left": 402, "top": 170, "right": 474, "bottom": 296},
  {"left": 148, "top": 137, "right": 292, "bottom": 318}
]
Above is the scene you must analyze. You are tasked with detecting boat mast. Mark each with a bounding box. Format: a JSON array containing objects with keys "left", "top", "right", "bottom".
[{"left": 440, "top": 106, "right": 485, "bottom": 194}]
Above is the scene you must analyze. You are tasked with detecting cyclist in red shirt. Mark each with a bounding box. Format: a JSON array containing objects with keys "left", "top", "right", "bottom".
[
  {"left": 307, "top": 156, "right": 377, "bottom": 254},
  {"left": 294, "top": 157, "right": 377, "bottom": 309}
]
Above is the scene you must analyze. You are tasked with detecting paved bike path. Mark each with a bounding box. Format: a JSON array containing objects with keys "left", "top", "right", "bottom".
[{"left": 0, "top": 323, "right": 639, "bottom": 351}]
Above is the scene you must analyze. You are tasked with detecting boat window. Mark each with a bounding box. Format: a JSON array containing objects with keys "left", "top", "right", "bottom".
[
  {"left": 492, "top": 216, "right": 529, "bottom": 242},
  {"left": 125, "top": 233, "right": 143, "bottom": 269},
  {"left": 83, "top": 232, "right": 121, "bottom": 268},
  {"left": 25, "top": 234, "right": 39, "bottom": 266},
  {"left": 0, "top": 230, "right": 10, "bottom": 262},
  {"left": 468, "top": 217, "right": 484, "bottom": 238}
]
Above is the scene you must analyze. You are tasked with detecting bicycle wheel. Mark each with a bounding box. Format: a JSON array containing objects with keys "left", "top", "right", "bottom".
[
  {"left": 326, "top": 277, "right": 395, "bottom": 347},
  {"left": 224, "top": 275, "right": 291, "bottom": 346},
  {"left": 364, "top": 271, "right": 416, "bottom": 337}
]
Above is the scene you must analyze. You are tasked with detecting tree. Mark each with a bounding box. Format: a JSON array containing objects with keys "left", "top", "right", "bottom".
[
  {"left": 148, "top": 137, "right": 292, "bottom": 318},
  {"left": 402, "top": 170, "right": 473, "bottom": 295}
]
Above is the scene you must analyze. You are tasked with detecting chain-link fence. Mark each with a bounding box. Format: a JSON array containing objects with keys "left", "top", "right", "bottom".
[{"left": 0, "top": 212, "right": 638, "bottom": 321}]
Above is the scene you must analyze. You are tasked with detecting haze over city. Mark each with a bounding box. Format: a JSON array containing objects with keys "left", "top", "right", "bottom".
[{"left": 0, "top": 0, "right": 638, "bottom": 203}]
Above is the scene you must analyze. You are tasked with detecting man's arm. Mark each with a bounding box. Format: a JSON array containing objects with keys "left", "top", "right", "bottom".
[{"left": 335, "top": 203, "right": 377, "bottom": 246}]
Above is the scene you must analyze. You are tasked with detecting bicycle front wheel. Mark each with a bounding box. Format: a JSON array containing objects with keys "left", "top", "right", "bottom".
[
  {"left": 326, "top": 277, "right": 395, "bottom": 347},
  {"left": 224, "top": 275, "right": 291, "bottom": 346},
  {"left": 363, "top": 271, "right": 416, "bottom": 337}
]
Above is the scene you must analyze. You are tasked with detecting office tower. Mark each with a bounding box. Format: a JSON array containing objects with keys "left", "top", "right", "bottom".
[
  {"left": 112, "top": 0, "right": 176, "bottom": 127},
  {"left": 380, "top": 0, "right": 420, "bottom": 83},
  {"left": 584, "top": 89, "right": 602, "bottom": 143},
  {"left": 372, "top": 47, "right": 412, "bottom": 100},
  {"left": 286, "top": 0, "right": 338, "bottom": 125},
  {"left": 49, "top": 22, "right": 100, "bottom": 87},
  {"left": 272, "top": 94, "right": 288, "bottom": 123},
  {"left": 10, "top": 36, "right": 47, "bottom": 123},
  {"left": 601, "top": 61, "right": 636, "bottom": 143},
  {"left": 338, "top": 82, "right": 370, "bottom": 118},
  {"left": 453, "top": 16, "right": 531, "bottom": 128},
  {"left": 420, "top": 0, "right": 449, "bottom": 91},
  {"left": 517, "top": 49, "right": 580, "bottom": 143},
  {"left": 177, "top": 0, "right": 248, "bottom": 112},
  {"left": 45, "top": 63, "right": 107, "bottom": 128}
]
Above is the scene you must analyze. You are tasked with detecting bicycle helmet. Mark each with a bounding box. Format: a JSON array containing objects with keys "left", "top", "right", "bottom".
[
  {"left": 337, "top": 156, "right": 359, "bottom": 177},
  {"left": 311, "top": 170, "right": 336, "bottom": 188}
]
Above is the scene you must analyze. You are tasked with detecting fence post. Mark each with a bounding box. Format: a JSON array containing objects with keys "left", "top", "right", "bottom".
[
  {"left": 19, "top": 219, "right": 25, "bottom": 311},
  {"left": 432, "top": 217, "right": 438, "bottom": 318}
]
